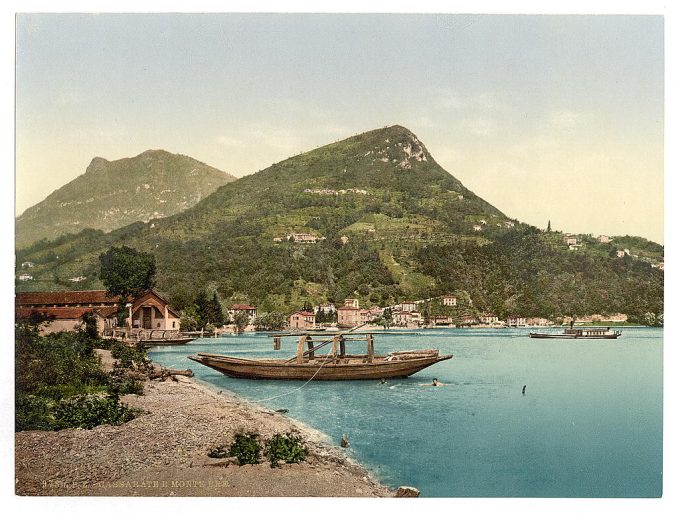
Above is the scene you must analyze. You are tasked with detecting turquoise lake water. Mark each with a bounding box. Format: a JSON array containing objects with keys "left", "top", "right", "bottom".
[{"left": 148, "top": 327, "right": 662, "bottom": 497}]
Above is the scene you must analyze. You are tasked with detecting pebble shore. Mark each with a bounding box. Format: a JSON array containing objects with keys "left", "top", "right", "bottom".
[{"left": 15, "top": 354, "right": 393, "bottom": 497}]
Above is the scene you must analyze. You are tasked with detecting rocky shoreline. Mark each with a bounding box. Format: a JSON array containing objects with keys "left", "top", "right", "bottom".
[{"left": 15, "top": 352, "right": 395, "bottom": 497}]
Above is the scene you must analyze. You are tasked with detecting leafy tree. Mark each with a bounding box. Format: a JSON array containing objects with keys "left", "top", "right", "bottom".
[
  {"left": 99, "top": 246, "right": 156, "bottom": 324},
  {"left": 233, "top": 311, "right": 250, "bottom": 333}
]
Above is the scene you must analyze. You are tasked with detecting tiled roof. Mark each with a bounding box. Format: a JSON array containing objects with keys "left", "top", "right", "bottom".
[
  {"left": 16, "top": 290, "right": 121, "bottom": 306},
  {"left": 231, "top": 304, "right": 256, "bottom": 310}
]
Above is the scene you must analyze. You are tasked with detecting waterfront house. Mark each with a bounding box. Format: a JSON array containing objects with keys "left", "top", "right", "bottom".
[
  {"left": 526, "top": 317, "right": 553, "bottom": 326},
  {"left": 228, "top": 304, "right": 258, "bottom": 324},
  {"left": 289, "top": 311, "right": 315, "bottom": 330},
  {"left": 434, "top": 315, "right": 454, "bottom": 326},
  {"left": 479, "top": 313, "right": 499, "bottom": 325},
  {"left": 15, "top": 289, "right": 181, "bottom": 335},
  {"left": 337, "top": 306, "right": 360, "bottom": 327},
  {"left": 460, "top": 314, "right": 478, "bottom": 326},
  {"left": 392, "top": 310, "right": 412, "bottom": 327},
  {"left": 442, "top": 294, "right": 457, "bottom": 307},
  {"left": 506, "top": 316, "right": 527, "bottom": 327}
]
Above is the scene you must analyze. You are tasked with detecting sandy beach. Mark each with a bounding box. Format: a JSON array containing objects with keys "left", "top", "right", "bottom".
[{"left": 15, "top": 352, "right": 394, "bottom": 497}]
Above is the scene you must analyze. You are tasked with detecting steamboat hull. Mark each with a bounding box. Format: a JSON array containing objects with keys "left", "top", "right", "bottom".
[
  {"left": 529, "top": 332, "right": 621, "bottom": 339},
  {"left": 188, "top": 352, "right": 452, "bottom": 380}
]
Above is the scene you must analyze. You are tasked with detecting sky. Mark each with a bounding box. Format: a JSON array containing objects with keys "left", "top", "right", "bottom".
[{"left": 15, "top": 13, "right": 664, "bottom": 242}]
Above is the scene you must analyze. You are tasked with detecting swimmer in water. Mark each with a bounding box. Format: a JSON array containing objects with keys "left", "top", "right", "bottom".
[{"left": 419, "top": 377, "right": 446, "bottom": 386}]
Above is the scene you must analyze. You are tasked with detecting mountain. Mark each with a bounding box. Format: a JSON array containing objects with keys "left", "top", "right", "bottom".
[
  {"left": 16, "top": 150, "right": 236, "bottom": 248},
  {"left": 15, "top": 126, "right": 664, "bottom": 323}
]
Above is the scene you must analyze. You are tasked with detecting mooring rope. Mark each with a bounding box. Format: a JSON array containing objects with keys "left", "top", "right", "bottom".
[{"left": 253, "top": 323, "right": 369, "bottom": 403}]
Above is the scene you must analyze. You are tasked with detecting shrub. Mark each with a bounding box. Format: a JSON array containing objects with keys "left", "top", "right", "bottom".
[
  {"left": 110, "top": 341, "right": 150, "bottom": 370},
  {"left": 107, "top": 374, "right": 145, "bottom": 396},
  {"left": 228, "top": 432, "right": 262, "bottom": 465},
  {"left": 265, "top": 432, "right": 308, "bottom": 467},
  {"left": 15, "top": 394, "right": 54, "bottom": 432},
  {"left": 52, "top": 393, "right": 138, "bottom": 430}
]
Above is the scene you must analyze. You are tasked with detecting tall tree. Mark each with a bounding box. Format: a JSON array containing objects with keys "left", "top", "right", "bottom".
[{"left": 99, "top": 246, "right": 156, "bottom": 324}]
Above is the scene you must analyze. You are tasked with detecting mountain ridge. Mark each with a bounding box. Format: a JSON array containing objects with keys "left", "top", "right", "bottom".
[
  {"left": 16, "top": 150, "right": 236, "bottom": 248},
  {"left": 15, "top": 125, "right": 663, "bottom": 323}
]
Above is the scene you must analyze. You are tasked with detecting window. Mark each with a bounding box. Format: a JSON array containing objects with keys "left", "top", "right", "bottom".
[{"left": 172, "top": 321, "right": 176, "bottom": 328}]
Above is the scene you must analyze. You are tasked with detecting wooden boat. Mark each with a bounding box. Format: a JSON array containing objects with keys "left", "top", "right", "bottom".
[
  {"left": 188, "top": 331, "right": 452, "bottom": 380},
  {"left": 529, "top": 327, "right": 622, "bottom": 339}
]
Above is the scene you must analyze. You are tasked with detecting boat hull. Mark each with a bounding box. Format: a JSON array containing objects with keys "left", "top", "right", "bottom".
[
  {"left": 188, "top": 352, "right": 452, "bottom": 380},
  {"left": 528, "top": 332, "right": 621, "bottom": 339}
]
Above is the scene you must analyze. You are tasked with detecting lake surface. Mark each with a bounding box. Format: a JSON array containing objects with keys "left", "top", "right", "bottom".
[{"left": 148, "top": 327, "right": 662, "bottom": 497}]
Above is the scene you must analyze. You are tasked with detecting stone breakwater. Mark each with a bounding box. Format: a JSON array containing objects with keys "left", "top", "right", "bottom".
[{"left": 15, "top": 373, "right": 393, "bottom": 497}]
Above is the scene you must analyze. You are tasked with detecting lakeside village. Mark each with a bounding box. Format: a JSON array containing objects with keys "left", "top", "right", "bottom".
[{"left": 15, "top": 288, "right": 630, "bottom": 342}]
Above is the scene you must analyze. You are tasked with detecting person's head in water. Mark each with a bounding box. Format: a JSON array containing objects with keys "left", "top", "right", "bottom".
[{"left": 432, "top": 378, "right": 439, "bottom": 386}]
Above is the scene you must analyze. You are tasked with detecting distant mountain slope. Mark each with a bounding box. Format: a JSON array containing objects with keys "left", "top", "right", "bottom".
[
  {"left": 16, "top": 150, "right": 235, "bottom": 248},
  {"left": 15, "top": 126, "right": 663, "bottom": 323}
]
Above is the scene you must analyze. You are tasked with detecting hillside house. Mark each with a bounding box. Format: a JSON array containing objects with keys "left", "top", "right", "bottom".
[
  {"left": 229, "top": 304, "right": 258, "bottom": 324},
  {"left": 21, "top": 261, "right": 34, "bottom": 268},
  {"left": 314, "top": 303, "right": 336, "bottom": 315},
  {"left": 564, "top": 235, "right": 578, "bottom": 246},
  {"left": 399, "top": 300, "right": 417, "bottom": 312},
  {"left": 287, "top": 233, "right": 324, "bottom": 243},
  {"left": 442, "top": 294, "right": 457, "bottom": 307},
  {"left": 337, "top": 306, "right": 360, "bottom": 327},
  {"left": 289, "top": 311, "right": 315, "bottom": 330},
  {"left": 597, "top": 235, "right": 611, "bottom": 243},
  {"left": 472, "top": 224, "right": 482, "bottom": 232},
  {"left": 344, "top": 298, "right": 360, "bottom": 308},
  {"left": 18, "top": 274, "right": 33, "bottom": 281},
  {"left": 15, "top": 289, "right": 181, "bottom": 335}
]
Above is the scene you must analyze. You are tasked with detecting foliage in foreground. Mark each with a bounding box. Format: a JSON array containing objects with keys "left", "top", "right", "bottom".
[
  {"left": 15, "top": 318, "right": 143, "bottom": 432},
  {"left": 228, "top": 432, "right": 262, "bottom": 465},
  {"left": 265, "top": 432, "right": 308, "bottom": 467},
  {"left": 208, "top": 432, "right": 309, "bottom": 467}
]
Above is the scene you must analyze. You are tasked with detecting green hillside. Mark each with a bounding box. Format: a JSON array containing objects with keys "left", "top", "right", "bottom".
[
  {"left": 16, "top": 150, "right": 235, "bottom": 248},
  {"left": 15, "top": 125, "right": 664, "bottom": 323}
]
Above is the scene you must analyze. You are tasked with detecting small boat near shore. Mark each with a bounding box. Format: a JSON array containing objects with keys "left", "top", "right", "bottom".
[
  {"left": 188, "top": 331, "right": 452, "bottom": 380},
  {"left": 529, "top": 327, "right": 622, "bottom": 339}
]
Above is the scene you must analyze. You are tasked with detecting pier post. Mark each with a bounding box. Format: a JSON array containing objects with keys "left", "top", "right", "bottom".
[
  {"left": 297, "top": 336, "right": 306, "bottom": 364},
  {"left": 366, "top": 334, "right": 374, "bottom": 363},
  {"left": 273, "top": 336, "right": 281, "bottom": 350}
]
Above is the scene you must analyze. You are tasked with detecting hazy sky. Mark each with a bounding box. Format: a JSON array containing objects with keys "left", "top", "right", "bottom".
[{"left": 15, "top": 13, "right": 664, "bottom": 242}]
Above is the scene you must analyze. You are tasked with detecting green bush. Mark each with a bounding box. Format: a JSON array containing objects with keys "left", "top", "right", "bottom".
[
  {"left": 110, "top": 341, "right": 150, "bottom": 370},
  {"left": 228, "top": 432, "right": 262, "bottom": 465},
  {"left": 107, "top": 374, "right": 145, "bottom": 396},
  {"left": 15, "top": 394, "right": 54, "bottom": 432},
  {"left": 52, "top": 393, "right": 137, "bottom": 430},
  {"left": 265, "top": 433, "right": 308, "bottom": 467}
]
